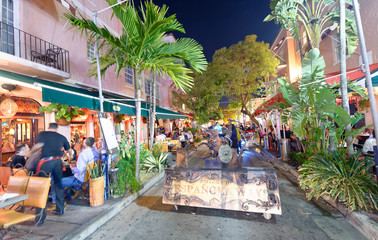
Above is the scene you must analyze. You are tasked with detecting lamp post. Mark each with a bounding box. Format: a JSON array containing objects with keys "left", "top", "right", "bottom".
[
  {"left": 352, "top": 0, "right": 378, "bottom": 140},
  {"left": 91, "top": 0, "right": 128, "bottom": 113},
  {"left": 89, "top": 0, "right": 128, "bottom": 199}
]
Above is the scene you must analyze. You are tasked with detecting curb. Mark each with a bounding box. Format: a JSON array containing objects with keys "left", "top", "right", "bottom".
[
  {"left": 61, "top": 171, "right": 165, "bottom": 240},
  {"left": 259, "top": 147, "right": 378, "bottom": 240}
]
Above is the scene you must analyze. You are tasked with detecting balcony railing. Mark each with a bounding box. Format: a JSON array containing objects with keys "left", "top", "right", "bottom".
[{"left": 0, "top": 21, "right": 70, "bottom": 73}]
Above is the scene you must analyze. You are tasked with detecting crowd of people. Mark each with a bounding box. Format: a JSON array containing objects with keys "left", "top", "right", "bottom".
[{"left": 4, "top": 123, "right": 102, "bottom": 226}]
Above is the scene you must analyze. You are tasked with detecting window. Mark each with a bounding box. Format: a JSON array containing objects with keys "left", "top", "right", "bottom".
[
  {"left": 87, "top": 41, "right": 95, "bottom": 60},
  {"left": 1, "top": 0, "right": 14, "bottom": 54},
  {"left": 145, "top": 79, "right": 151, "bottom": 96},
  {"left": 125, "top": 65, "right": 134, "bottom": 85},
  {"left": 333, "top": 33, "right": 340, "bottom": 63},
  {"left": 155, "top": 84, "right": 160, "bottom": 100}
]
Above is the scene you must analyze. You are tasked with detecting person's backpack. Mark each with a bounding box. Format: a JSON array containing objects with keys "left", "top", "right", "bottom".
[{"left": 236, "top": 128, "right": 241, "bottom": 142}]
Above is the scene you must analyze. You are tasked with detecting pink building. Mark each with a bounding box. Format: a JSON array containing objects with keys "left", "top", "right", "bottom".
[{"left": 0, "top": 0, "right": 186, "bottom": 163}]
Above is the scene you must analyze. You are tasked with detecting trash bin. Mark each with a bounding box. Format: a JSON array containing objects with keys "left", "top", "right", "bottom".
[{"left": 281, "top": 138, "right": 290, "bottom": 161}]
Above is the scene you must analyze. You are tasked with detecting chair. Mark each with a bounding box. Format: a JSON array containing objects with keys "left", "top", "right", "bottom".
[
  {"left": 1, "top": 176, "right": 29, "bottom": 212},
  {"left": 12, "top": 168, "right": 28, "bottom": 177},
  {"left": 0, "top": 176, "right": 50, "bottom": 228},
  {"left": 157, "top": 143, "right": 169, "bottom": 153},
  {"left": 5, "top": 176, "right": 29, "bottom": 195},
  {"left": 0, "top": 166, "right": 12, "bottom": 189}
]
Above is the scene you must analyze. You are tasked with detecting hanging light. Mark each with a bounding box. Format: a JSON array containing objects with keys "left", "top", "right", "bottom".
[{"left": 0, "top": 84, "right": 18, "bottom": 118}]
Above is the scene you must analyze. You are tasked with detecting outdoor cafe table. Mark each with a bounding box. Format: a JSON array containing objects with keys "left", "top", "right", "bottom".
[{"left": 0, "top": 193, "right": 28, "bottom": 209}]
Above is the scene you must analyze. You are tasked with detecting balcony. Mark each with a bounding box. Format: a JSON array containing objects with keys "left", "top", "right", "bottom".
[{"left": 0, "top": 21, "right": 70, "bottom": 81}]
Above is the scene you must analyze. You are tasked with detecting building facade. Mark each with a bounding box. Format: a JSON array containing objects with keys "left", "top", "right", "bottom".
[
  {"left": 269, "top": 0, "right": 378, "bottom": 128},
  {"left": 0, "top": 0, "right": 185, "bottom": 163}
]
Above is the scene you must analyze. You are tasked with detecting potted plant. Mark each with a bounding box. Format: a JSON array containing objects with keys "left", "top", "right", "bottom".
[
  {"left": 113, "top": 113, "right": 125, "bottom": 124},
  {"left": 193, "top": 137, "right": 202, "bottom": 147},
  {"left": 39, "top": 103, "right": 84, "bottom": 126},
  {"left": 88, "top": 162, "right": 105, "bottom": 207}
]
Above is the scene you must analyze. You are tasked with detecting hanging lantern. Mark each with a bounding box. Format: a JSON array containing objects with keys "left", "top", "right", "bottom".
[
  {"left": 0, "top": 84, "right": 18, "bottom": 118},
  {"left": 0, "top": 97, "right": 18, "bottom": 118}
]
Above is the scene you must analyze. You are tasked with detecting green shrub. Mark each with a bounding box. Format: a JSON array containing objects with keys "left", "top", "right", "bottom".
[
  {"left": 194, "top": 137, "right": 201, "bottom": 143},
  {"left": 299, "top": 151, "right": 378, "bottom": 212}
]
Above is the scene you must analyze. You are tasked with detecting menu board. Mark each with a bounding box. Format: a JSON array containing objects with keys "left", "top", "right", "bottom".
[{"left": 99, "top": 116, "right": 119, "bottom": 154}]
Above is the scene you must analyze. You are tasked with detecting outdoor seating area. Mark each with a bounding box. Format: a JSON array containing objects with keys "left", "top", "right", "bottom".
[{"left": 0, "top": 176, "right": 50, "bottom": 229}]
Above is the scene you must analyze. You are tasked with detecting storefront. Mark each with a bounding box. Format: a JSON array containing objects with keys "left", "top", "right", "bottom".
[{"left": 0, "top": 92, "right": 44, "bottom": 164}]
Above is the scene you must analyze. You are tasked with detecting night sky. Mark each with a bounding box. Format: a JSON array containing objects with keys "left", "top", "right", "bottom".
[{"left": 152, "top": 0, "right": 281, "bottom": 62}]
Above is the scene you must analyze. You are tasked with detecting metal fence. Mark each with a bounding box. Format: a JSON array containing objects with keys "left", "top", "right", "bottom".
[{"left": 0, "top": 21, "right": 70, "bottom": 73}]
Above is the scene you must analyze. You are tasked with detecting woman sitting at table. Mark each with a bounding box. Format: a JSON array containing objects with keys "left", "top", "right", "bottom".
[
  {"left": 363, "top": 131, "right": 376, "bottom": 154},
  {"left": 6, "top": 143, "right": 29, "bottom": 168}
]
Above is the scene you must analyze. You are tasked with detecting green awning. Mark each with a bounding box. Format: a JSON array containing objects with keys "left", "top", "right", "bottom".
[
  {"left": 122, "top": 100, "right": 188, "bottom": 119},
  {"left": 0, "top": 69, "right": 188, "bottom": 119},
  {"left": 0, "top": 69, "right": 135, "bottom": 115}
]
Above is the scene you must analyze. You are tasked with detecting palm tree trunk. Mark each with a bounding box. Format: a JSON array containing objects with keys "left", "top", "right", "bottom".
[
  {"left": 135, "top": 69, "right": 141, "bottom": 181},
  {"left": 339, "top": 0, "right": 353, "bottom": 156},
  {"left": 149, "top": 72, "right": 156, "bottom": 150}
]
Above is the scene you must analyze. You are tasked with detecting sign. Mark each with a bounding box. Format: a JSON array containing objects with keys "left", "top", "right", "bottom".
[
  {"left": 163, "top": 167, "right": 281, "bottom": 216},
  {"left": 99, "top": 116, "right": 119, "bottom": 154}
]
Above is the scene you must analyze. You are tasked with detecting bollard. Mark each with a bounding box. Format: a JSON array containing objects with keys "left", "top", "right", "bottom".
[{"left": 281, "top": 138, "right": 290, "bottom": 161}]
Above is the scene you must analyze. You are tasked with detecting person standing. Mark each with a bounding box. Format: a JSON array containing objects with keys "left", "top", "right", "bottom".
[
  {"left": 34, "top": 123, "right": 70, "bottom": 224},
  {"left": 230, "top": 124, "right": 239, "bottom": 155}
]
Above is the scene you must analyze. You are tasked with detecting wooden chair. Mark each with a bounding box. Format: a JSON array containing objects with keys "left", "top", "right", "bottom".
[
  {"left": 12, "top": 168, "right": 28, "bottom": 177},
  {"left": 157, "top": 143, "right": 169, "bottom": 153},
  {"left": 5, "top": 176, "right": 29, "bottom": 195},
  {"left": 1, "top": 176, "right": 30, "bottom": 212},
  {"left": 0, "top": 176, "right": 50, "bottom": 228},
  {"left": 0, "top": 166, "right": 12, "bottom": 190}
]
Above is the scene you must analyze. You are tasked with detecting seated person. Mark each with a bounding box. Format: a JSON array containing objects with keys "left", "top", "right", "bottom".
[
  {"left": 61, "top": 137, "right": 99, "bottom": 190},
  {"left": 7, "top": 143, "right": 29, "bottom": 168},
  {"left": 2, "top": 139, "right": 15, "bottom": 153},
  {"left": 156, "top": 132, "right": 166, "bottom": 142},
  {"left": 363, "top": 131, "right": 376, "bottom": 154},
  {"left": 172, "top": 128, "right": 180, "bottom": 140},
  {"left": 25, "top": 143, "right": 44, "bottom": 173}
]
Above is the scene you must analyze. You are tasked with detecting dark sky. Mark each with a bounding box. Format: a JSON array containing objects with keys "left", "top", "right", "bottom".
[{"left": 153, "top": 0, "right": 280, "bottom": 62}]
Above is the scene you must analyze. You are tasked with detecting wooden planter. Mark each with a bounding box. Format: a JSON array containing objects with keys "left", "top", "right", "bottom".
[
  {"left": 55, "top": 118, "right": 70, "bottom": 126},
  {"left": 89, "top": 175, "right": 104, "bottom": 207}
]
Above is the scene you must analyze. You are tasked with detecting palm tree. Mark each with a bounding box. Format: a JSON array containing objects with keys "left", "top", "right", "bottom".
[{"left": 65, "top": 0, "right": 207, "bottom": 180}]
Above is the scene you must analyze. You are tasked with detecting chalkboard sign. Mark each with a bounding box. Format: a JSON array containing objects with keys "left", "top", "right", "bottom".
[{"left": 99, "top": 116, "right": 119, "bottom": 154}]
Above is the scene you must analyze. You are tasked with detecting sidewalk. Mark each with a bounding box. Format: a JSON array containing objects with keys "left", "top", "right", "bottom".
[
  {"left": 1, "top": 152, "right": 183, "bottom": 240},
  {"left": 258, "top": 145, "right": 378, "bottom": 240}
]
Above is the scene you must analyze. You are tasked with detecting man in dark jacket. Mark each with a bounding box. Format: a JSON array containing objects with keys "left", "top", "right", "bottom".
[{"left": 33, "top": 123, "right": 70, "bottom": 225}]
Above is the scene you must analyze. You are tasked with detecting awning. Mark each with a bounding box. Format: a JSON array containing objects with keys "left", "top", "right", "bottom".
[
  {"left": 0, "top": 69, "right": 188, "bottom": 119},
  {"left": 252, "top": 92, "right": 287, "bottom": 117},
  {"left": 122, "top": 101, "right": 188, "bottom": 119},
  {"left": 325, "top": 63, "right": 378, "bottom": 86}
]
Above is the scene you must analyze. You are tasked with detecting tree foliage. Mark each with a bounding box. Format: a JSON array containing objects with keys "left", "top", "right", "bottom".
[
  {"left": 265, "top": 0, "right": 358, "bottom": 55},
  {"left": 172, "top": 64, "right": 223, "bottom": 124},
  {"left": 211, "top": 35, "right": 279, "bottom": 123}
]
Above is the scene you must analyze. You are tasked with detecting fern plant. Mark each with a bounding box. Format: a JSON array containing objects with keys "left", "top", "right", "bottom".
[{"left": 299, "top": 151, "right": 378, "bottom": 212}]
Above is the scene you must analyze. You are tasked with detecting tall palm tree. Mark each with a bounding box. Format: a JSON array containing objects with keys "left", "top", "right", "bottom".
[{"left": 65, "top": 0, "right": 207, "bottom": 180}]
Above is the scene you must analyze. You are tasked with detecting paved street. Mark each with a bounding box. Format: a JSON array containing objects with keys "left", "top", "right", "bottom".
[{"left": 86, "top": 144, "right": 365, "bottom": 240}]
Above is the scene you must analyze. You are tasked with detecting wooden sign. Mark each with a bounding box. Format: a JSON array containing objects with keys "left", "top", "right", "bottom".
[{"left": 163, "top": 167, "right": 281, "bottom": 217}]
